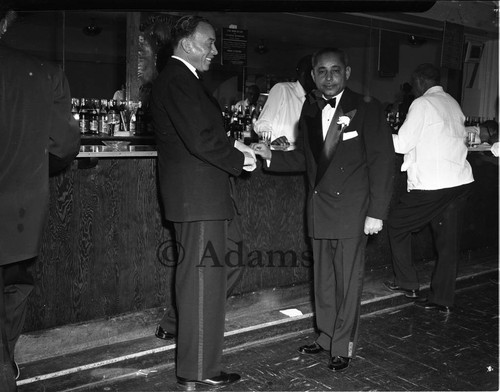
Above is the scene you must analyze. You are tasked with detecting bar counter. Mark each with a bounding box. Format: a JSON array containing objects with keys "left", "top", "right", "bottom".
[
  {"left": 24, "top": 142, "right": 498, "bottom": 332},
  {"left": 78, "top": 144, "right": 157, "bottom": 157}
]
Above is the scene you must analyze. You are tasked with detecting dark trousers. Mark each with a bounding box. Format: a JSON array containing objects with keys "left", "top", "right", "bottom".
[
  {"left": 312, "top": 235, "right": 367, "bottom": 358},
  {"left": 0, "top": 258, "right": 35, "bottom": 391},
  {"left": 388, "top": 183, "right": 473, "bottom": 306},
  {"left": 165, "top": 215, "right": 244, "bottom": 380}
]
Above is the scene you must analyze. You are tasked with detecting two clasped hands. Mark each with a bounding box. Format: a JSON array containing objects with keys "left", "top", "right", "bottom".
[
  {"left": 235, "top": 134, "right": 290, "bottom": 172},
  {"left": 235, "top": 139, "right": 275, "bottom": 172}
]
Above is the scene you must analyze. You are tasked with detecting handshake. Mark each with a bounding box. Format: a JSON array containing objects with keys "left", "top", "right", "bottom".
[{"left": 234, "top": 140, "right": 273, "bottom": 172}]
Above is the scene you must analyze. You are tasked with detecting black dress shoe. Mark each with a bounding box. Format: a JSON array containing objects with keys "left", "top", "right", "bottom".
[
  {"left": 155, "top": 325, "right": 175, "bottom": 340},
  {"left": 298, "top": 342, "right": 325, "bottom": 355},
  {"left": 383, "top": 280, "right": 420, "bottom": 298},
  {"left": 328, "top": 356, "right": 350, "bottom": 371},
  {"left": 177, "top": 371, "right": 241, "bottom": 388},
  {"left": 414, "top": 299, "right": 452, "bottom": 313}
]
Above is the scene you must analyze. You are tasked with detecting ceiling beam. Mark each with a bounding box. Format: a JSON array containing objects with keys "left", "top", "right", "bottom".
[{"left": 10, "top": 0, "right": 436, "bottom": 13}]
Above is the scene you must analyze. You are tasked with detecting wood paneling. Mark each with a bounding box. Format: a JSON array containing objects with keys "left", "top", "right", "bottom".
[
  {"left": 24, "top": 153, "right": 497, "bottom": 332},
  {"left": 28, "top": 159, "right": 173, "bottom": 331}
]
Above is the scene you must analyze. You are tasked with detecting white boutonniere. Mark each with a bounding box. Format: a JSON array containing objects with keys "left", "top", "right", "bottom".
[
  {"left": 337, "top": 116, "right": 351, "bottom": 128},
  {"left": 337, "top": 110, "right": 357, "bottom": 131}
]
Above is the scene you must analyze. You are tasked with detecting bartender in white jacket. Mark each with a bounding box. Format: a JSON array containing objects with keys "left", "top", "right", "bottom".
[
  {"left": 254, "top": 55, "right": 314, "bottom": 146},
  {"left": 384, "top": 63, "right": 474, "bottom": 313}
]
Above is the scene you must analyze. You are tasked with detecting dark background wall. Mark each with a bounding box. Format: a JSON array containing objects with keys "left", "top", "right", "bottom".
[{"left": 2, "top": 11, "right": 444, "bottom": 106}]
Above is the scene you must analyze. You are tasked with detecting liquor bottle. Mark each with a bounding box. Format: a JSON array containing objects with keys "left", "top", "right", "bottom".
[
  {"left": 99, "top": 99, "right": 109, "bottom": 135},
  {"left": 129, "top": 111, "right": 136, "bottom": 135},
  {"left": 135, "top": 101, "right": 145, "bottom": 135},
  {"left": 78, "top": 98, "right": 90, "bottom": 134},
  {"left": 222, "top": 105, "right": 231, "bottom": 131},
  {"left": 241, "top": 106, "right": 252, "bottom": 141},
  {"left": 89, "top": 99, "right": 99, "bottom": 134},
  {"left": 228, "top": 107, "right": 240, "bottom": 140},
  {"left": 107, "top": 100, "right": 121, "bottom": 135},
  {"left": 71, "top": 98, "right": 80, "bottom": 122},
  {"left": 393, "top": 112, "right": 400, "bottom": 131},
  {"left": 237, "top": 105, "right": 245, "bottom": 126}
]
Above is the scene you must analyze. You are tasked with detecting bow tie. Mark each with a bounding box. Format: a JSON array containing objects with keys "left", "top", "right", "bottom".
[
  {"left": 324, "top": 98, "right": 336, "bottom": 108},
  {"left": 317, "top": 97, "right": 336, "bottom": 110}
]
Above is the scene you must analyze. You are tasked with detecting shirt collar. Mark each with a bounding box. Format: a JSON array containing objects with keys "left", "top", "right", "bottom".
[
  {"left": 172, "top": 55, "right": 199, "bottom": 79},
  {"left": 323, "top": 89, "right": 344, "bottom": 103},
  {"left": 293, "top": 81, "right": 307, "bottom": 98},
  {"left": 423, "top": 85, "right": 443, "bottom": 95}
]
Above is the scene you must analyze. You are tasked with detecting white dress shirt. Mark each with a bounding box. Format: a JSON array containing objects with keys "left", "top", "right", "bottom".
[
  {"left": 321, "top": 90, "right": 344, "bottom": 140},
  {"left": 392, "top": 85, "right": 474, "bottom": 191},
  {"left": 254, "top": 81, "right": 307, "bottom": 143}
]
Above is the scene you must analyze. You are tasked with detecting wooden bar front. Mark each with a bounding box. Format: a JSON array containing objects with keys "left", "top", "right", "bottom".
[{"left": 25, "top": 151, "right": 498, "bottom": 332}]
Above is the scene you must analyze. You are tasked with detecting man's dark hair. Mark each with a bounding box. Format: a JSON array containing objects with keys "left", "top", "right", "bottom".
[
  {"left": 296, "top": 54, "right": 315, "bottom": 93},
  {"left": 312, "top": 48, "right": 349, "bottom": 68},
  {"left": 296, "top": 54, "right": 312, "bottom": 75},
  {"left": 171, "top": 15, "right": 211, "bottom": 48},
  {"left": 412, "top": 63, "right": 441, "bottom": 85}
]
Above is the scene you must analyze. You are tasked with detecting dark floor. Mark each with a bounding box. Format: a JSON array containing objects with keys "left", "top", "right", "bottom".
[
  {"left": 16, "top": 252, "right": 499, "bottom": 392},
  {"left": 74, "top": 279, "right": 500, "bottom": 391}
]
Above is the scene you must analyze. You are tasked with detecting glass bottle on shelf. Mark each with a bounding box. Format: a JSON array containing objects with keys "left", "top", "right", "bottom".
[
  {"left": 227, "top": 105, "right": 240, "bottom": 140},
  {"left": 129, "top": 111, "right": 136, "bottom": 135},
  {"left": 99, "top": 99, "right": 109, "bottom": 135},
  {"left": 89, "top": 99, "right": 99, "bottom": 135},
  {"left": 135, "top": 101, "right": 145, "bottom": 135},
  {"left": 78, "top": 98, "right": 90, "bottom": 134},
  {"left": 71, "top": 98, "right": 80, "bottom": 122},
  {"left": 222, "top": 105, "right": 231, "bottom": 131},
  {"left": 107, "top": 99, "right": 121, "bottom": 135}
]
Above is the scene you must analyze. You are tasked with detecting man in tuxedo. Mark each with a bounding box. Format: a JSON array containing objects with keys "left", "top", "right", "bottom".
[
  {"left": 0, "top": 8, "right": 80, "bottom": 390},
  {"left": 150, "top": 15, "right": 256, "bottom": 388},
  {"left": 253, "top": 48, "right": 394, "bottom": 371}
]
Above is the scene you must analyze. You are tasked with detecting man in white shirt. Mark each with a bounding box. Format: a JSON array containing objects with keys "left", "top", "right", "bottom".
[
  {"left": 384, "top": 63, "right": 474, "bottom": 313},
  {"left": 254, "top": 55, "right": 315, "bottom": 145}
]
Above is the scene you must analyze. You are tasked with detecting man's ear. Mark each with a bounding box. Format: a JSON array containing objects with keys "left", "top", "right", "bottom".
[
  {"left": 180, "top": 38, "right": 192, "bottom": 54},
  {"left": 345, "top": 66, "right": 351, "bottom": 80}
]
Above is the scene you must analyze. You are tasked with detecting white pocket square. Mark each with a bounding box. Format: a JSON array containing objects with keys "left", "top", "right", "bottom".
[{"left": 342, "top": 130, "right": 358, "bottom": 141}]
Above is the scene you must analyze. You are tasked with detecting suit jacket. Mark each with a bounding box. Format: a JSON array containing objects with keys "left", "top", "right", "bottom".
[
  {"left": 0, "top": 45, "right": 81, "bottom": 265},
  {"left": 151, "top": 58, "right": 244, "bottom": 222},
  {"left": 269, "top": 87, "right": 395, "bottom": 239}
]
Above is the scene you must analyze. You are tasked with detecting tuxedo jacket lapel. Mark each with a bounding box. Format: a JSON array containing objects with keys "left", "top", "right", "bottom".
[
  {"left": 315, "top": 104, "right": 344, "bottom": 185},
  {"left": 309, "top": 114, "right": 324, "bottom": 164}
]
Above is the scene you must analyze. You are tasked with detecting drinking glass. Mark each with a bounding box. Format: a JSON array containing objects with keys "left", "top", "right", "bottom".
[{"left": 259, "top": 129, "right": 272, "bottom": 146}]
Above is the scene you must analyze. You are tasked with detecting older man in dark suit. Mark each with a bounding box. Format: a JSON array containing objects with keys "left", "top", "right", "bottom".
[
  {"left": 150, "top": 15, "right": 256, "bottom": 389},
  {"left": 0, "top": 8, "right": 81, "bottom": 390},
  {"left": 253, "top": 47, "right": 395, "bottom": 372}
]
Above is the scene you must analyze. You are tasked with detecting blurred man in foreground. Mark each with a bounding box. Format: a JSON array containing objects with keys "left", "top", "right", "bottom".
[{"left": 0, "top": 8, "right": 80, "bottom": 390}]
